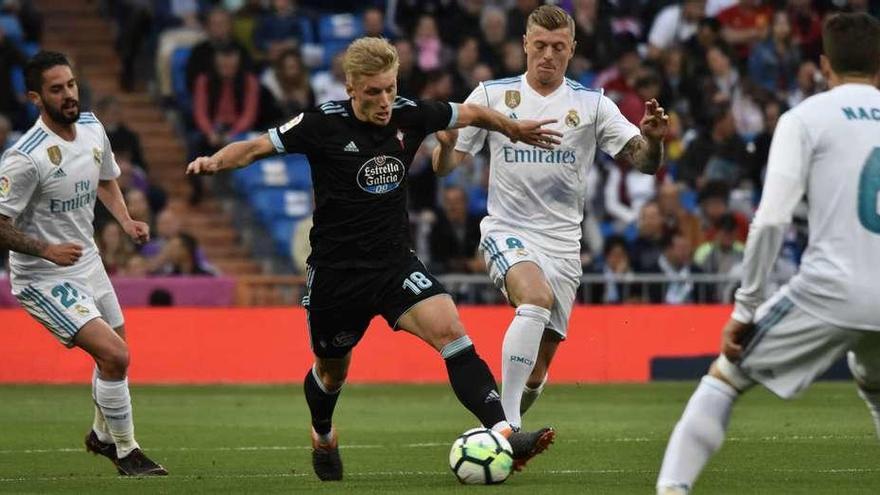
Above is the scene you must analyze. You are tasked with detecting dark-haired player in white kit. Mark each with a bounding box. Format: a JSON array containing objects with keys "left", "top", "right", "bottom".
[
  {"left": 657, "top": 13, "right": 880, "bottom": 494},
  {"left": 0, "top": 51, "right": 165, "bottom": 475}
]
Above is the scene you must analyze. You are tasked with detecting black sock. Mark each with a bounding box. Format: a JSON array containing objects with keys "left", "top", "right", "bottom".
[
  {"left": 303, "top": 368, "right": 341, "bottom": 435},
  {"left": 445, "top": 345, "right": 506, "bottom": 428}
]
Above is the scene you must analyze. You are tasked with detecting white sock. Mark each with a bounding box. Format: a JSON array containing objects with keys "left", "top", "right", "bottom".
[
  {"left": 95, "top": 377, "right": 140, "bottom": 458},
  {"left": 657, "top": 375, "right": 738, "bottom": 493},
  {"left": 520, "top": 374, "right": 548, "bottom": 416},
  {"left": 501, "top": 304, "right": 551, "bottom": 430},
  {"left": 91, "top": 367, "right": 112, "bottom": 443},
  {"left": 857, "top": 388, "right": 880, "bottom": 440}
]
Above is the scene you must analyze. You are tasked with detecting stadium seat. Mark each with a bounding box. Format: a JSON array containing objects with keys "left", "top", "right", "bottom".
[
  {"left": 298, "top": 17, "right": 315, "bottom": 44},
  {"left": 10, "top": 66, "right": 24, "bottom": 96},
  {"left": 171, "top": 46, "right": 193, "bottom": 111},
  {"left": 0, "top": 15, "right": 23, "bottom": 44},
  {"left": 233, "top": 155, "right": 312, "bottom": 196},
  {"left": 269, "top": 217, "right": 298, "bottom": 257},
  {"left": 318, "top": 13, "right": 363, "bottom": 42},
  {"left": 250, "top": 188, "right": 312, "bottom": 224}
]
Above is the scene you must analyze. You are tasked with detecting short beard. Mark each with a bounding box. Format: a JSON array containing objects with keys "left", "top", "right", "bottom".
[{"left": 45, "top": 103, "right": 79, "bottom": 125}]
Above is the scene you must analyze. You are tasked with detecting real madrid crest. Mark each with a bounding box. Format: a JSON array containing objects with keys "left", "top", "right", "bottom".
[
  {"left": 505, "top": 90, "right": 521, "bottom": 109},
  {"left": 565, "top": 109, "right": 580, "bottom": 128},
  {"left": 93, "top": 147, "right": 102, "bottom": 167},
  {"left": 47, "top": 145, "right": 62, "bottom": 166}
]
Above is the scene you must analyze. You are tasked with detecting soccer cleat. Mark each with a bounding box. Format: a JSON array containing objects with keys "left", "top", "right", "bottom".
[
  {"left": 502, "top": 426, "right": 555, "bottom": 471},
  {"left": 311, "top": 427, "right": 343, "bottom": 481},
  {"left": 115, "top": 449, "right": 169, "bottom": 476},
  {"left": 84, "top": 430, "right": 117, "bottom": 464}
]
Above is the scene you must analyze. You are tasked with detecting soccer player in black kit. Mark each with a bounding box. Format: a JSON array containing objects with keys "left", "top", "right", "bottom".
[{"left": 187, "top": 37, "right": 562, "bottom": 481}]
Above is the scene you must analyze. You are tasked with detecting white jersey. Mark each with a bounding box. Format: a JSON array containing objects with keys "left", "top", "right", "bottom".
[
  {"left": 455, "top": 74, "right": 640, "bottom": 259},
  {"left": 733, "top": 84, "right": 880, "bottom": 330},
  {"left": 0, "top": 112, "right": 120, "bottom": 288}
]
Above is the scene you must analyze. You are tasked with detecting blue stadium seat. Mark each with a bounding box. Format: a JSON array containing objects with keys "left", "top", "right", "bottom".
[
  {"left": 171, "top": 46, "right": 193, "bottom": 111},
  {"left": 10, "top": 66, "right": 24, "bottom": 96},
  {"left": 318, "top": 13, "right": 363, "bottom": 42},
  {"left": 0, "top": 15, "right": 23, "bottom": 44},
  {"left": 315, "top": 39, "right": 350, "bottom": 71},
  {"left": 284, "top": 154, "right": 312, "bottom": 189},
  {"left": 19, "top": 42, "right": 39, "bottom": 57},
  {"left": 298, "top": 17, "right": 315, "bottom": 44},
  {"left": 250, "top": 188, "right": 312, "bottom": 224},
  {"left": 270, "top": 218, "right": 298, "bottom": 257},
  {"left": 233, "top": 155, "right": 312, "bottom": 196}
]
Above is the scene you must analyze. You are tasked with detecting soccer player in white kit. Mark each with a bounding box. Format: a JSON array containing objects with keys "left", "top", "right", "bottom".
[
  {"left": 656, "top": 14, "right": 880, "bottom": 494},
  {"left": 432, "top": 5, "right": 668, "bottom": 431},
  {"left": 0, "top": 52, "right": 166, "bottom": 475}
]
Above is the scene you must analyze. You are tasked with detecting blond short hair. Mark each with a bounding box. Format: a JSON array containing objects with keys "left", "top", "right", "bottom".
[
  {"left": 343, "top": 37, "right": 399, "bottom": 83},
  {"left": 526, "top": 5, "right": 575, "bottom": 40}
]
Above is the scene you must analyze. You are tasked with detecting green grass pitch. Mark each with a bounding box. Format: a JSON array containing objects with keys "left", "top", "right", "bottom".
[{"left": 0, "top": 383, "right": 878, "bottom": 494}]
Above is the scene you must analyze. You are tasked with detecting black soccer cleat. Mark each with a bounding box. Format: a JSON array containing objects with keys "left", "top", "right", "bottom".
[
  {"left": 84, "top": 430, "right": 117, "bottom": 463},
  {"left": 115, "top": 448, "right": 169, "bottom": 476},
  {"left": 505, "top": 426, "right": 555, "bottom": 471},
  {"left": 311, "top": 427, "right": 343, "bottom": 481}
]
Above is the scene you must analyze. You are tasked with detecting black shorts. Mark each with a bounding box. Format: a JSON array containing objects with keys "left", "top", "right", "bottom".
[{"left": 303, "top": 255, "right": 448, "bottom": 358}]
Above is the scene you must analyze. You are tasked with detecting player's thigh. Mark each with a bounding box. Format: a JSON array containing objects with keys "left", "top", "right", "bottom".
[
  {"left": 303, "top": 264, "right": 374, "bottom": 359},
  {"left": 848, "top": 332, "right": 880, "bottom": 390},
  {"left": 540, "top": 257, "right": 581, "bottom": 340},
  {"left": 737, "top": 292, "right": 859, "bottom": 399},
  {"left": 384, "top": 257, "right": 461, "bottom": 351},
  {"left": 89, "top": 264, "right": 125, "bottom": 333},
  {"left": 14, "top": 279, "right": 106, "bottom": 348},
  {"left": 479, "top": 230, "right": 546, "bottom": 304}
]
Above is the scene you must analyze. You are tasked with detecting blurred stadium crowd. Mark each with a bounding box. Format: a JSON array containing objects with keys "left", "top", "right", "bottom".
[{"left": 1, "top": 0, "right": 878, "bottom": 305}]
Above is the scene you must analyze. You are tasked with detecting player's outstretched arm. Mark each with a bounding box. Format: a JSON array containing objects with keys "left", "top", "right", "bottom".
[
  {"left": 186, "top": 134, "right": 276, "bottom": 176},
  {"left": 454, "top": 103, "right": 562, "bottom": 150},
  {"left": 431, "top": 129, "right": 469, "bottom": 177},
  {"left": 0, "top": 215, "right": 82, "bottom": 266},
  {"left": 616, "top": 99, "right": 668, "bottom": 175},
  {"left": 97, "top": 180, "right": 150, "bottom": 245}
]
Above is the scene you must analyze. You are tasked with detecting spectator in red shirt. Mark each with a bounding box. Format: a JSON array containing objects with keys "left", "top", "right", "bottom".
[
  {"left": 697, "top": 181, "right": 749, "bottom": 242},
  {"left": 716, "top": 0, "right": 774, "bottom": 61},
  {"left": 191, "top": 43, "right": 259, "bottom": 204}
]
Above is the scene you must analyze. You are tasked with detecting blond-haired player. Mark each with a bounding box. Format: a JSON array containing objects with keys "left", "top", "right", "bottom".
[{"left": 187, "top": 36, "right": 561, "bottom": 481}]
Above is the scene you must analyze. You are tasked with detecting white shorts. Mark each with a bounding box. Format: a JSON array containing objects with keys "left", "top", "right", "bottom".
[
  {"left": 732, "top": 289, "right": 880, "bottom": 399},
  {"left": 12, "top": 262, "right": 123, "bottom": 347},
  {"left": 479, "top": 229, "right": 581, "bottom": 338}
]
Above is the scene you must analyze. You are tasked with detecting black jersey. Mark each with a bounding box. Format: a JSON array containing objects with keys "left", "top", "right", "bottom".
[{"left": 268, "top": 96, "right": 457, "bottom": 269}]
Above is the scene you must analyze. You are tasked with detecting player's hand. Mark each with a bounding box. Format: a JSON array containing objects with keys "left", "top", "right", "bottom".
[
  {"left": 720, "top": 317, "right": 754, "bottom": 362},
  {"left": 436, "top": 129, "right": 458, "bottom": 149},
  {"left": 186, "top": 156, "right": 221, "bottom": 175},
  {"left": 508, "top": 119, "right": 562, "bottom": 150},
  {"left": 123, "top": 219, "right": 150, "bottom": 245},
  {"left": 639, "top": 99, "right": 669, "bottom": 142},
  {"left": 42, "top": 242, "right": 83, "bottom": 267}
]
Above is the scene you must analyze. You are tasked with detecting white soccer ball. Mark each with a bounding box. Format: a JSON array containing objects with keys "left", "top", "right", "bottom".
[{"left": 449, "top": 427, "right": 514, "bottom": 484}]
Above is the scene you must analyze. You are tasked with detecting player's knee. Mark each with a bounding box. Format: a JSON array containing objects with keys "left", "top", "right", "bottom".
[
  {"left": 517, "top": 288, "right": 554, "bottom": 311},
  {"left": 98, "top": 344, "right": 130, "bottom": 379},
  {"left": 848, "top": 351, "right": 880, "bottom": 392},
  {"left": 710, "top": 355, "right": 754, "bottom": 393},
  {"left": 315, "top": 364, "right": 347, "bottom": 391},
  {"left": 430, "top": 320, "right": 467, "bottom": 351}
]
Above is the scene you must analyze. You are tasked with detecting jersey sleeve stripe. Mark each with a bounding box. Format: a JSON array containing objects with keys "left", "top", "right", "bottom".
[
  {"left": 22, "top": 132, "right": 48, "bottom": 154},
  {"left": 447, "top": 103, "right": 460, "bottom": 129},
  {"left": 16, "top": 129, "right": 46, "bottom": 152},
  {"left": 268, "top": 128, "right": 286, "bottom": 153}
]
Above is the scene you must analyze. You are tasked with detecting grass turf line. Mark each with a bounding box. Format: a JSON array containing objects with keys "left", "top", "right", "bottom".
[{"left": 0, "top": 383, "right": 878, "bottom": 494}]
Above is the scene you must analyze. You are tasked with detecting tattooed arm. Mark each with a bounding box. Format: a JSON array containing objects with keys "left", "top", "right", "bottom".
[
  {"left": 616, "top": 134, "right": 664, "bottom": 175},
  {"left": 615, "top": 99, "right": 668, "bottom": 175},
  {"left": 0, "top": 215, "right": 82, "bottom": 266}
]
